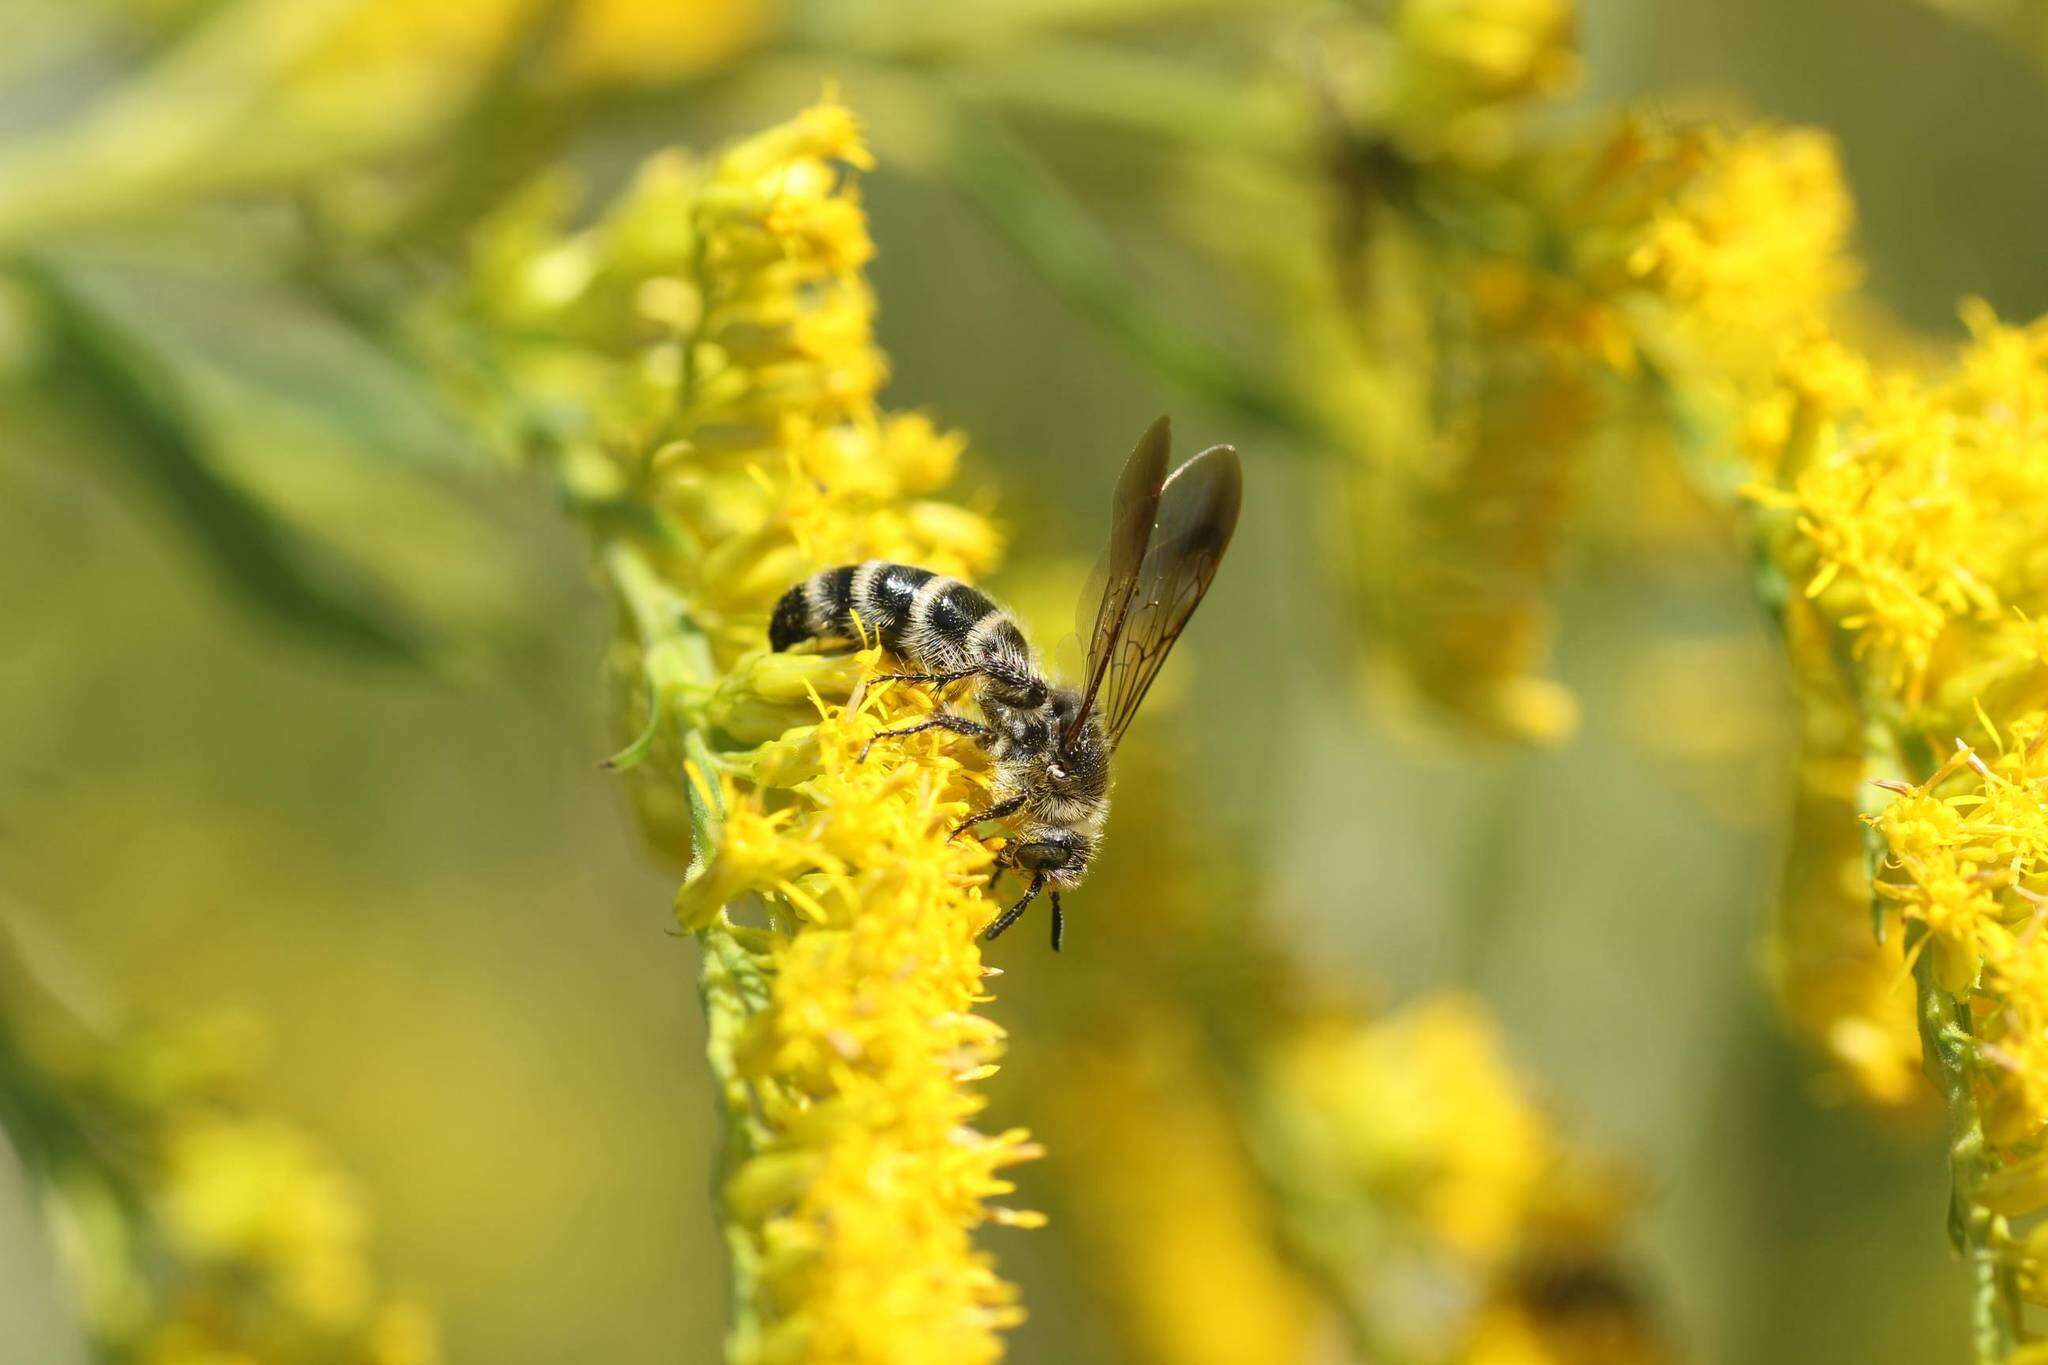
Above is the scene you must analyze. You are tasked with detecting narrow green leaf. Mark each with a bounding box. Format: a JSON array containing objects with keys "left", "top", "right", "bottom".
[
  {"left": 936, "top": 94, "right": 1328, "bottom": 443},
  {"left": 15, "top": 256, "right": 433, "bottom": 663},
  {"left": 57, "top": 254, "right": 484, "bottom": 474}
]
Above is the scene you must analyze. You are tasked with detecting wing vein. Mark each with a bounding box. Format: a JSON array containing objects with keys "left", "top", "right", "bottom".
[{"left": 1069, "top": 424, "right": 1242, "bottom": 751}]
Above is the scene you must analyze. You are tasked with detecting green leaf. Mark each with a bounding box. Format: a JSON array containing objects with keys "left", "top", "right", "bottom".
[
  {"left": 935, "top": 93, "right": 1327, "bottom": 442},
  {"left": 50, "top": 249, "right": 484, "bottom": 474},
  {"left": 14, "top": 255, "right": 434, "bottom": 663}
]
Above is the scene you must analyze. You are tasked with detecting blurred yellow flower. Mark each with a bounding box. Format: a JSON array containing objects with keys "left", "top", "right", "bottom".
[
  {"left": 560, "top": 0, "right": 781, "bottom": 84},
  {"left": 1337, "top": 0, "right": 1579, "bottom": 166},
  {"left": 1039, "top": 1016, "right": 1325, "bottom": 1365},
  {"left": 1402, "top": 0, "right": 1578, "bottom": 95},
  {"left": 159, "top": 1114, "right": 372, "bottom": 1324},
  {"left": 308, "top": 0, "right": 777, "bottom": 89},
  {"left": 1306, "top": 0, "right": 1858, "bottom": 748},
  {"left": 1257, "top": 993, "right": 1661, "bottom": 1364},
  {"left": 1768, "top": 800, "right": 1928, "bottom": 1110},
  {"left": 0, "top": 997, "right": 441, "bottom": 1365},
  {"left": 1622, "top": 125, "right": 1857, "bottom": 355},
  {"left": 1349, "top": 347, "right": 1594, "bottom": 745},
  {"left": 1275, "top": 997, "right": 1554, "bottom": 1260}
]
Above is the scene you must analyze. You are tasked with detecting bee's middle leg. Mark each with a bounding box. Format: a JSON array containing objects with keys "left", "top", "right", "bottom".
[{"left": 859, "top": 713, "right": 990, "bottom": 763}]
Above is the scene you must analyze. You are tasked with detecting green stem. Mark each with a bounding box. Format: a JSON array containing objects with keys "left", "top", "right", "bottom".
[
  {"left": 1909, "top": 930, "right": 2024, "bottom": 1361},
  {"left": 1863, "top": 699, "right": 2025, "bottom": 1360},
  {"left": 600, "top": 538, "right": 722, "bottom": 744},
  {"left": 598, "top": 535, "right": 775, "bottom": 1346},
  {"left": 700, "top": 921, "right": 770, "bottom": 1348}
]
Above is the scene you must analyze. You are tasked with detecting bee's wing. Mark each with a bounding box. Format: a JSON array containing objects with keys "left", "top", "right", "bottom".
[
  {"left": 1091, "top": 443, "right": 1242, "bottom": 750},
  {"left": 1068, "top": 416, "right": 1171, "bottom": 739}
]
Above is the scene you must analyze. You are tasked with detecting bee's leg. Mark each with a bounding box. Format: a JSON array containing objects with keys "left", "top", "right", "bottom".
[
  {"left": 1048, "top": 892, "right": 1064, "bottom": 953},
  {"left": 950, "top": 791, "right": 1028, "bottom": 840},
  {"left": 982, "top": 874, "right": 1043, "bottom": 942},
  {"left": 858, "top": 713, "right": 990, "bottom": 763},
  {"left": 873, "top": 667, "right": 983, "bottom": 687}
]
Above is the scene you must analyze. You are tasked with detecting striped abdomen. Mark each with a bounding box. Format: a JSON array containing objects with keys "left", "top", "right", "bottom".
[{"left": 769, "top": 561, "right": 1033, "bottom": 677}]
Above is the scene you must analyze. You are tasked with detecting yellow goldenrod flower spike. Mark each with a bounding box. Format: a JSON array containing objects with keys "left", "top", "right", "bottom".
[
  {"left": 443, "top": 97, "right": 1030, "bottom": 1361},
  {"left": 1749, "top": 309, "right": 2048, "bottom": 718},
  {"left": 1734, "top": 303, "right": 2048, "bottom": 1354}
]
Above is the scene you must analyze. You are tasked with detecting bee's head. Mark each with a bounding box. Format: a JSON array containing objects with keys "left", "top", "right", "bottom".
[{"left": 1010, "top": 826, "right": 1094, "bottom": 887}]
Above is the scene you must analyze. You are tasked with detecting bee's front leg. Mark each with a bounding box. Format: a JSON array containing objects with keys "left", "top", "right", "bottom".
[
  {"left": 858, "top": 713, "right": 990, "bottom": 763},
  {"left": 949, "top": 791, "right": 1027, "bottom": 841},
  {"left": 872, "top": 667, "right": 983, "bottom": 687},
  {"left": 983, "top": 874, "right": 1043, "bottom": 942}
]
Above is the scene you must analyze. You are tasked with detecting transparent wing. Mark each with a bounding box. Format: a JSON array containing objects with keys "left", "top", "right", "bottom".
[
  {"left": 1093, "top": 444, "right": 1243, "bottom": 750},
  {"left": 1070, "top": 416, "right": 1171, "bottom": 735}
]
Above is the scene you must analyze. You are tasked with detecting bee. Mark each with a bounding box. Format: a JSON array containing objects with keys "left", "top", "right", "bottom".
[{"left": 767, "top": 416, "right": 1242, "bottom": 950}]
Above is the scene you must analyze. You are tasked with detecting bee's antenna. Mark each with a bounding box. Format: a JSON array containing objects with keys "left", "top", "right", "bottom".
[{"left": 1048, "top": 892, "right": 1064, "bottom": 953}]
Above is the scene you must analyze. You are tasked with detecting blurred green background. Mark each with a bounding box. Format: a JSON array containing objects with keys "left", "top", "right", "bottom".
[{"left": 4, "top": 0, "right": 2043, "bottom": 1360}]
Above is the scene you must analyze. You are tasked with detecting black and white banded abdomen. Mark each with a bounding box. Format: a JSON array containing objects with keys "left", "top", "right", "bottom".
[{"left": 769, "top": 560, "right": 1033, "bottom": 676}]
